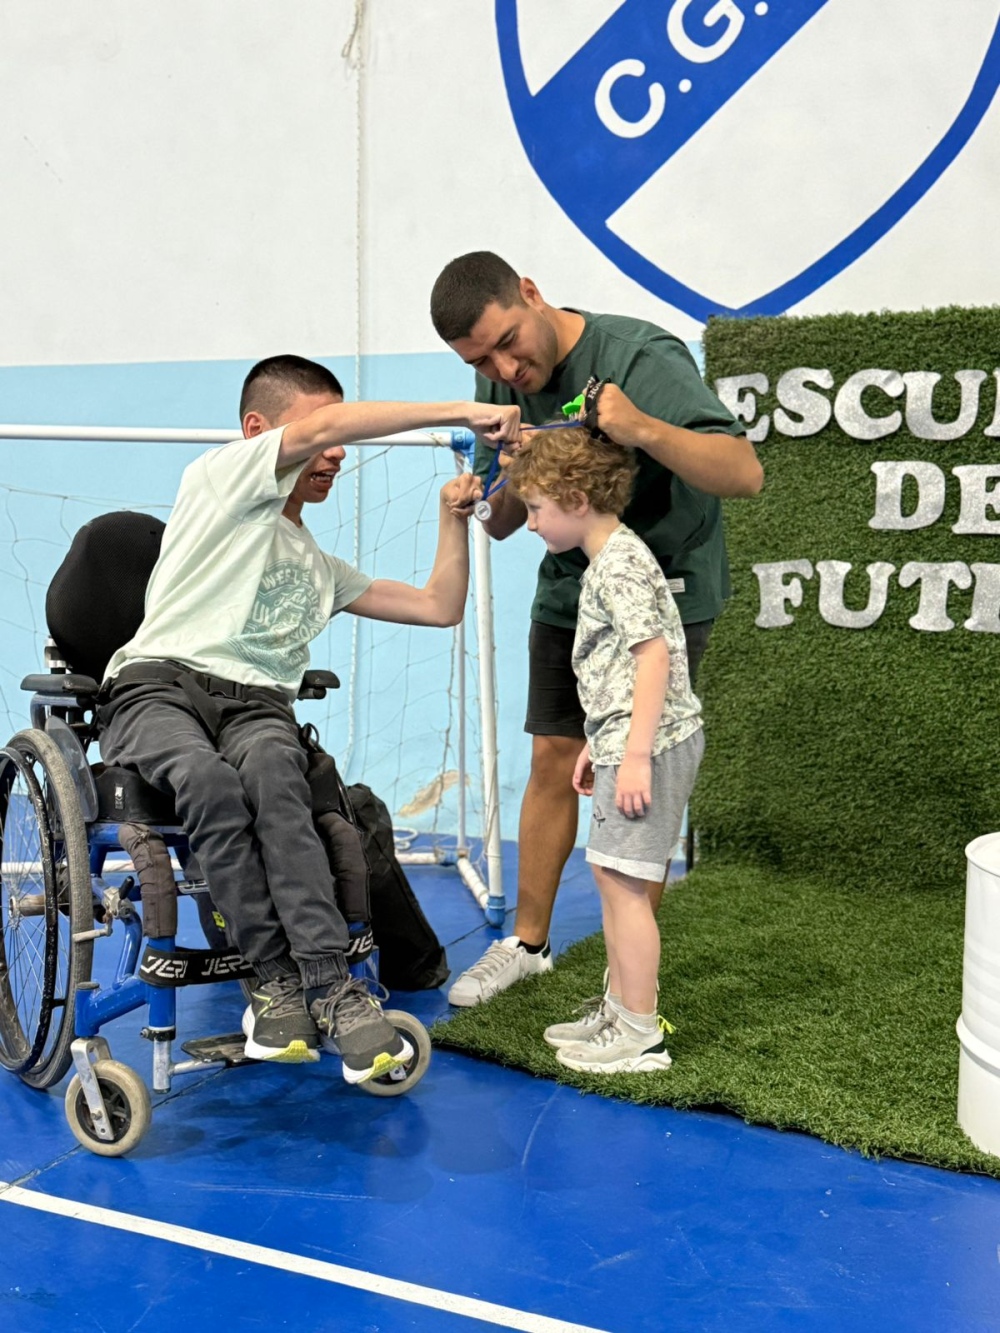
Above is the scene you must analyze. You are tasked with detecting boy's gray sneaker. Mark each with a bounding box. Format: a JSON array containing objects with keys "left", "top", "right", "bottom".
[
  {"left": 555, "top": 1013, "right": 674, "bottom": 1074},
  {"left": 544, "top": 995, "right": 611, "bottom": 1048},
  {"left": 310, "top": 978, "right": 414, "bottom": 1084},
  {"left": 544, "top": 968, "right": 611, "bottom": 1047},
  {"left": 242, "top": 975, "right": 320, "bottom": 1064},
  {"left": 447, "top": 936, "right": 553, "bottom": 1007}
]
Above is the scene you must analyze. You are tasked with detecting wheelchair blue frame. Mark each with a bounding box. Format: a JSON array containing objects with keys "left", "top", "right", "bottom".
[
  {"left": 77, "top": 823, "right": 378, "bottom": 1078},
  {"left": 1, "top": 677, "right": 430, "bottom": 1157}
]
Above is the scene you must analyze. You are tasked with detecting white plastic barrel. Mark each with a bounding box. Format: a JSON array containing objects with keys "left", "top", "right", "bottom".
[{"left": 956, "top": 832, "right": 1000, "bottom": 1156}]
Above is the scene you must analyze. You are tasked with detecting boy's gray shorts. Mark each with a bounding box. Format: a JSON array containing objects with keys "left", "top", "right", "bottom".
[{"left": 586, "top": 729, "right": 705, "bottom": 882}]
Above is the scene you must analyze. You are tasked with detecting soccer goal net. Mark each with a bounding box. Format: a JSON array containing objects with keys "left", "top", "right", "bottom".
[{"left": 0, "top": 423, "right": 504, "bottom": 925}]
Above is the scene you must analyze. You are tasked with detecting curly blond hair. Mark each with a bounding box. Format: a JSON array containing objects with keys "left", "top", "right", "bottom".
[{"left": 506, "top": 425, "right": 638, "bottom": 515}]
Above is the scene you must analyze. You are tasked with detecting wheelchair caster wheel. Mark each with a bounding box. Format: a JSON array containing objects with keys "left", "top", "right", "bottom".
[
  {"left": 360, "top": 1010, "right": 431, "bottom": 1098},
  {"left": 65, "top": 1059, "right": 152, "bottom": 1157}
]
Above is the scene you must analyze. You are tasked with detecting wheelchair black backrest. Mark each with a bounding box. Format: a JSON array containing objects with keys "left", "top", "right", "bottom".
[{"left": 46, "top": 511, "right": 165, "bottom": 683}]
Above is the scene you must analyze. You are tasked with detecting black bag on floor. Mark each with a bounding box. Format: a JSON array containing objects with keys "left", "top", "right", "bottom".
[{"left": 345, "top": 782, "right": 450, "bottom": 992}]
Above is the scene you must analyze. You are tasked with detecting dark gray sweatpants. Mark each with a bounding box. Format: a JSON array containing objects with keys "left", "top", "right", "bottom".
[{"left": 100, "top": 681, "right": 349, "bottom": 989}]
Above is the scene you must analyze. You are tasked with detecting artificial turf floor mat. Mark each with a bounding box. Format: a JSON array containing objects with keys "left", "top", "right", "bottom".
[{"left": 432, "top": 863, "right": 999, "bottom": 1178}]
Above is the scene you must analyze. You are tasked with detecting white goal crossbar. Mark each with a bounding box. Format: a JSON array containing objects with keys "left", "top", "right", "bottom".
[{"left": 0, "top": 422, "right": 506, "bottom": 927}]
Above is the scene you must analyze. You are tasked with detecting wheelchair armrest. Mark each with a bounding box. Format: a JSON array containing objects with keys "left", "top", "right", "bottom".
[
  {"left": 21, "top": 673, "right": 100, "bottom": 698},
  {"left": 298, "top": 669, "right": 340, "bottom": 701}
]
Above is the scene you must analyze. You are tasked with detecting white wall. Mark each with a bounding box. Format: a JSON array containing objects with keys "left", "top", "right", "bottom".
[
  {"left": 2, "top": 0, "right": 998, "bottom": 839},
  {"left": 6, "top": 0, "right": 997, "bottom": 367}
]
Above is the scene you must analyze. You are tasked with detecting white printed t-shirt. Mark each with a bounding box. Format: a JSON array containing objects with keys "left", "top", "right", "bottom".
[
  {"left": 105, "top": 428, "right": 372, "bottom": 698},
  {"left": 572, "top": 524, "right": 702, "bottom": 767}
]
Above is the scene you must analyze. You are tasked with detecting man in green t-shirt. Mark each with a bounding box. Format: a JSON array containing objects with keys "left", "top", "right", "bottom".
[{"left": 430, "top": 251, "right": 763, "bottom": 1007}]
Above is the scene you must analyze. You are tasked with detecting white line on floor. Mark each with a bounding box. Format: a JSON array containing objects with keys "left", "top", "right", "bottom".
[{"left": 0, "top": 1181, "right": 611, "bottom": 1333}]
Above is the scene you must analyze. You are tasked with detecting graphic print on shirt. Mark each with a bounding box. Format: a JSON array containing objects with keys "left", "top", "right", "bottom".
[{"left": 228, "top": 557, "right": 327, "bottom": 681}]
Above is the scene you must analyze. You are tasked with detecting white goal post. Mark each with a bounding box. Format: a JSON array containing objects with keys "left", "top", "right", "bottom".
[{"left": 0, "top": 422, "right": 505, "bottom": 927}]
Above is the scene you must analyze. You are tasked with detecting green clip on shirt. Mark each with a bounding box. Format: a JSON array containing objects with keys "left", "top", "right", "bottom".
[{"left": 473, "top": 310, "right": 745, "bottom": 628}]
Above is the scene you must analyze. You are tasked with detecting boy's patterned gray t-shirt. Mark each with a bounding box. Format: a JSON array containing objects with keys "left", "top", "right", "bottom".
[{"left": 572, "top": 525, "right": 702, "bottom": 766}]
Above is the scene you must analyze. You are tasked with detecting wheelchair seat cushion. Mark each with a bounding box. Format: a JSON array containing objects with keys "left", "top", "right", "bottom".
[
  {"left": 47, "top": 511, "right": 165, "bottom": 684},
  {"left": 94, "top": 764, "right": 181, "bottom": 825}
]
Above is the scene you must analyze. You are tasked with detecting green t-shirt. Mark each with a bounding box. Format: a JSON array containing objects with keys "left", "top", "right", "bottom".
[{"left": 474, "top": 310, "right": 744, "bottom": 627}]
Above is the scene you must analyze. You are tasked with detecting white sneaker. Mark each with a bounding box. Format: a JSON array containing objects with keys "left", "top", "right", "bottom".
[
  {"left": 543, "top": 969, "right": 613, "bottom": 1047},
  {"left": 447, "top": 936, "right": 553, "bottom": 1007},
  {"left": 555, "top": 1013, "right": 674, "bottom": 1074},
  {"left": 544, "top": 996, "right": 611, "bottom": 1048}
]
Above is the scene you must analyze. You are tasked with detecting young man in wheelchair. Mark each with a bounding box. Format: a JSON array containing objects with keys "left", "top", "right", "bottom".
[{"left": 98, "top": 355, "right": 519, "bottom": 1079}]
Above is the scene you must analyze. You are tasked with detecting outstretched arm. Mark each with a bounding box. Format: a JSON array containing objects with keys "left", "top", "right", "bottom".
[
  {"left": 344, "top": 476, "right": 473, "bottom": 627},
  {"left": 278, "top": 400, "right": 521, "bottom": 469}
]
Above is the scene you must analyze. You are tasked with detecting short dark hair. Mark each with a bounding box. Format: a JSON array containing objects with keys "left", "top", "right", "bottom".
[
  {"left": 239, "top": 355, "right": 344, "bottom": 423},
  {"left": 430, "top": 251, "right": 524, "bottom": 342}
]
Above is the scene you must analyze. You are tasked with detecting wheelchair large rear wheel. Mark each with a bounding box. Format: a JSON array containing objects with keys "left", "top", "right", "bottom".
[{"left": 0, "top": 729, "right": 93, "bottom": 1089}]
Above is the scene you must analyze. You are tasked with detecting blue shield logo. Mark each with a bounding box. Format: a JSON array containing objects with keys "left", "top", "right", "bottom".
[{"left": 497, "top": 1, "right": 1000, "bottom": 320}]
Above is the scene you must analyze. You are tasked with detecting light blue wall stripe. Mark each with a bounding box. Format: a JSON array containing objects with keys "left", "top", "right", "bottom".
[
  {"left": 0, "top": 342, "right": 704, "bottom": 847},
  {"left": 0, "top": 353, "right": 475, "bottom": 426}
]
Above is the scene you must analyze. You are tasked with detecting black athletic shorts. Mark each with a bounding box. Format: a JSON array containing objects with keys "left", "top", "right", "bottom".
[{"left": 524, "top": 618, "right": 715, "bottom": 738}]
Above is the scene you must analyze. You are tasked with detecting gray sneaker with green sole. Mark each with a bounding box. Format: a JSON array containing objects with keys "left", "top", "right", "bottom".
[{"left": 311, "top": 978, "right": 413, "bottom": 1084}]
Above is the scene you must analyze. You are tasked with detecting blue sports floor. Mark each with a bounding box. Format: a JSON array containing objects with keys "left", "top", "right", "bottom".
[{"left": 2, "top": 845, "right": 1000, "bottom": 1332}]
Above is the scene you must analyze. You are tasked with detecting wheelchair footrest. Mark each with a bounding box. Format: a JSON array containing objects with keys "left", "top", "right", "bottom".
[{"left": 181, "top": 1033, "right": 255, "bottom": 1067}]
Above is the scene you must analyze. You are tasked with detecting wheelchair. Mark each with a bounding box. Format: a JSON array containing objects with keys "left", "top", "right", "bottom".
[{"left": 0, "top": 512, "right": 431, "bottom": 1157}]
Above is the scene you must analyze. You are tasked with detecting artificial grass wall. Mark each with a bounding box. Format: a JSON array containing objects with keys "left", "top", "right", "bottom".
[{"left": 697, "top": 306, "right": 1000, "bottom": 893}]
